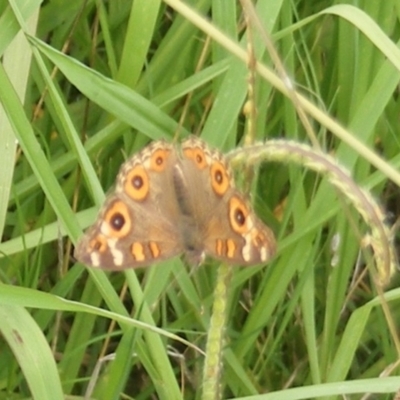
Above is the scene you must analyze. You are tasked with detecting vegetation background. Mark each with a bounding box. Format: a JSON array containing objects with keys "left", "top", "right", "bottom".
[{"left": 1, "top": 0, "right": 400, "bottom": 399}]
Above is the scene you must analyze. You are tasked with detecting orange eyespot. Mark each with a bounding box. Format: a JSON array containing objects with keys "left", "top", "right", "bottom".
[
  {"left": 104, "top": 200, "right": 131, "bottom": 238},
  {"left": 183, "top": 147, "right": 208, "bottom": 169},
  {"left": 215, "top": 238, "right": 237, "bottom": 259},
  {"left": 150, "top": 149, "right": 170, "bottom": 172},
  {"left": 149, "top": 241, "right": 160, "bottom": 258},
  {"left": 211, "top": 161, "right": 230, "bottom": 196},
  {"left": 89, "top": 235, "right": 108, "bottom": 253},
  {"left": 130, "top": 241, "right": 161, "bottom": 262},
  {"left": 229, "top": 196, "right": 249, "bottom": 234},
  {"left": 216, "top": 239, "right": 223, "bottom": 256},
  {"left": 252, "top": 230, "right": 266, "bottom": 247},
  {"left": 226, "top": 239, "right": 236, "bottom": 258},
  {"left": 124, "top": 165, "right": 149, "bottom": 201},
  {"left": 131, "top": 242, "right": 145, "bottom": 261}
]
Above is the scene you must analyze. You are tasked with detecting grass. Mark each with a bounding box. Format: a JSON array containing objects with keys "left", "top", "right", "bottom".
[{"left": 1, "top": 0, "right": 400, "bottom": 399}]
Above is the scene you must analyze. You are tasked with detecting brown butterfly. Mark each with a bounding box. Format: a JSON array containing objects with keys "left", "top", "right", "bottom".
[{"left": 74, "top": 137, "right": 276, "bottom": 269}]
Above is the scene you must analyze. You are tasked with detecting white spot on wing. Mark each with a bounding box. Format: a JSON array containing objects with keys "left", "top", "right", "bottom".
[
  {"left": 260, "top": 246, "right": 267, "bottom": 262},
  {"left": 242, "top": 234, "right": 252, "bottom": 262},
  {"left": 101, "top": 221, "right": 110, "bottom": 236},
  {"left": 108, "top": 238, "right": 123, "bottom": 266},
  {"left": 91, "top": 252, "right": 100, "bottom": 267}
]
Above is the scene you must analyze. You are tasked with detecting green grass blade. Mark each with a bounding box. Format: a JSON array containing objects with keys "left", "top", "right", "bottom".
[{"left": 0, "top": 305, "right": 64, "bottom": 400}]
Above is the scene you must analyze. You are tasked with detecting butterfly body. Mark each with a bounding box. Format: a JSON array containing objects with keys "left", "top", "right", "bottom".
[{"left": 74, "top": 136, "right": 276, "bottom": 269}]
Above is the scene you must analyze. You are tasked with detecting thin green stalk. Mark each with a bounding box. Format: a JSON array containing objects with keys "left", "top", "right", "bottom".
[{"left": 202, "top": 263, "right": 232, "bottom": 400}]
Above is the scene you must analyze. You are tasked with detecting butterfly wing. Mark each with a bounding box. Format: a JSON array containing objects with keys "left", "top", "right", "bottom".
[
  {"left": 180, "top": 136, "right": 276, "bottom": 266},
  {"left": 203, "top": 191, "right": 276, "bottom": 265},
  {"left": 74, "top": 141, "right": 183, "bottom": 269}
]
